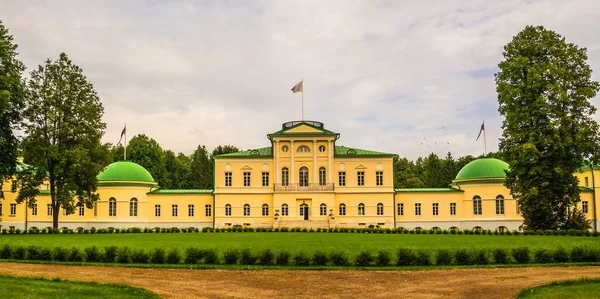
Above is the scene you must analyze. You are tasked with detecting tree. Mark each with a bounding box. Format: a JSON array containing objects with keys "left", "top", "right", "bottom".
[
  {"left": 0, "top": 21, "right": 25, "bottom": 183},
  {"left": 19, "top": 53, "right": 111, "bottom": 228},
  {"left": 127, "top": 134, "right": 168, "bottom": 187},
  {"left": 211, "top": 145, "right": 240, "bottom": 157},
  {"left": 496, "top": 25, "right": 600, "bottom": 230},
  {"left": 394, "top": 157, "right": 424, "bottom": 188},
  {"left": 421, "top": 153, "right": 447, "bottom": 188},
  {"left": 189, "top": 145, "right": 212, "bottom": 189},
  {"left": 164, "top": 150, "right": 191, "bottom": 189}
]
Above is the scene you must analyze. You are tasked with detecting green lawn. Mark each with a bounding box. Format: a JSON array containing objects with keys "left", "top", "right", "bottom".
[
  {"left": 0, "top": 275, "right": 158, "bottom": 299},
  {"left": 516, "top": 278, "right": 600, "bottom": 298},
  {"left": 1, "top": 233, "right": 598, "bottom": 254}
]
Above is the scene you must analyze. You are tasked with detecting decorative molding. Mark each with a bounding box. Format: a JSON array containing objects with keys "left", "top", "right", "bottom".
[
  {"left": 241, "top": 165, "right": 253, "bottom": 170},
  {"left": 355, "top": 164, "right": 367, "bottom": 170}
]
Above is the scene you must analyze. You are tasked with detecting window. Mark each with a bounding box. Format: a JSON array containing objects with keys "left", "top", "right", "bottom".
[
  {"left": 0, "top": 203, "right": 2, "bottom": 216},
  {"left": 583, "top": 201, "right": 589, "bottom": 214},
  {"left": 282, "top": 145, "right": 289, "bottom": 152},
  {"left": 262, "top": 204, "right": 269, "bottom": 216},
  {"left": 172, "top": 204, "right": 178, "bottom": 217},
  {"left": 473, "top": 196, "right": 482, "bottom": 215},
  {"left": 319, "top": 167, "right": 326, "bottom": 186},
  {"left": 297, "top": 146, "right": 310, "bottom": 152},
  {"left": 585, "top": 177, "right": 589, "bottom": 187},
  {"left": 94, "top": 203, "right": 97, "bottom": 217},
  {"left": 397, "top": 203, "right": 404, "bottom": 216},
  {"left": 338, "top": 172, "right": 346, "bottom": 186},
  {"left": 450, "top": 203, "right": 456, "bottom": 215},
  {"left": 281, "top": 204, "right": 288, "bottom": 216},
  {"left": 358, "top": 203, "right": 365, "bottom": 216},
  {"left": 282, "top": 168, "right": 289, "bottom": 186},
  {"left": 109, "top": 198, "right": 116, "bottom": 217},
  {"left": 357, "top": 172, "right": 364, "bottom": 186},
  {"left": 47, "top": 204, "right": 53, "bottom": 216},
  {"left": 319, "top": 145, "right": 326, "bottom": 152},
  {"left": 320, "top": 203, "right": 327, "bottom": 216},
  {"left": 299, "top": 166, "right": 309, "bottom": 187},
  {"left": 496, "top": 195, "right": 505, "bottom": 215},
  {"left": 376, "top": 172, "right": 383, "bottom": 186},
  {"left": 243, "top": 172, "right": 251, "bottom": 186},
  {"left": 155, "top": 205, "right": 161, "bottom": 217},
  {"left": 262, "top": 172, "right": 269, "bottom": 187},
  {"left": 79, "top": 205, "right": 85, "bottom": 216},
  {"left": 516, "top": 200, "right": 521, "bottom": 214},
  {"left": 339, "top": 203, "right": 346, "bottom": 216},
  {"left": 10, "top": 203, "right": 16, "bottom": 216},
  {"left": 299, "top": 203, "right": 308, "bottom": 217},
  {"left": 192, "top": 204, "right": 198, "bottom": 217},
  {"left": 32, "top": 204, "right": 38, "bottom": 216},
  {"left": 11, "top": 180, "right": 17, "bottom": 192},
  {"left": 377, "top": 203, "right": 384, "bottom": 215},
  {"left": 225, "top": 204, "right": 231, "bottom": 216},
  {"left": 415, "top": 203, "right": 421, "bottom": 216},
  {"left": 129, "top": 198, "right": 138, "bottom": 216},
  {"left": 433, "top": 203, "right": 439, "bottom": 216},
  {"left": 244, "top": 204, "right": 250, "bottom": 216},
  {"left": 225, "top": 172, "right": 232, "bottom": 186}
]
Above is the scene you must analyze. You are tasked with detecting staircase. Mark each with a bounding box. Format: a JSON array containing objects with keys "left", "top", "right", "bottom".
[{"left": 278, "top": 220, "right": 330, "bottom": 229}]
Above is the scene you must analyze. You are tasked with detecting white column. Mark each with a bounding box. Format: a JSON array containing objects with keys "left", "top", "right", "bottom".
[
  {"left": 275, "top": 140, "right": 280, "bottom": 185},
  {"left": 313, "top": 140, "right": 318, "bottom": 185},
  {"left": 328, "top": 140, "right": 333, "bottom": 183},
  {"left": 290, "top": 140, "right": 295, "bottom": 184}
]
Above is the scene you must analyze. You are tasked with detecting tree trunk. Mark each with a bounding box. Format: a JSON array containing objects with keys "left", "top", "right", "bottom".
[{"left": 52, "top": 202, "right": 59, "bottom": 229}]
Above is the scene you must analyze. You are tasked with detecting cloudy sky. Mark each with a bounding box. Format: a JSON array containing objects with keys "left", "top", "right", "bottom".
[{"left": 2, "top": 0, "right": 599, "bottom": 160}]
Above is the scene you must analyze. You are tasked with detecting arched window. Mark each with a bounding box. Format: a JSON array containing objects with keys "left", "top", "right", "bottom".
[
  {"left": 358, "top": 203, "right": 365, "bottom": 216},
  {"left": 473, "top": 196, "right": 482, "bottom": 215},
  {"left": 319, "top": 145, "right": 326, "bottom": 152},
  {"left": 109, "top": 198, "right": 116, "bottom": 217},
  {"left": 262, "top": 204, "right": 269, "bottom": 216},
  {"left": 495, "top": 195, "right": 505, "bottom": 215},
  {"left": 320, "top": 203, "right": 327, "bottom": 216},
  {"left": 299, "top": 203, "right": 308, "bottom": 216},
  {"left": 129, "top": 198, "right": 138, "bottom": 217},
  {"left": 244, "top": 204, "right": 250, "bottom": 216},
  {"left": 299, "top": 166, "right": 309, "bottom": 187},
  {"left": 319, "top": 167, "right": 326, "bottom": 186},
  {"left": 377, "top": 203, "right": 384, "bottom": 215},
  {"left": 473, "top": 226, "right": 483, "bottom": 232},
  {"left": 282, "top": 168, "right": 289, "bottom": 186},
  {"left": 497, "top": 226, "right": 508, "bottom": 233},
  {"left": 339, "top": 203, "right": 346, "bottom": 216},
  {"left": 225, "top": 204, "right": 231, "bottom": 216},
  {"left": 281, "top": 204, "right": 288, "bottom": 216},
  {"left": 297, "top": 146, "right": 310, "bottom": 152}
]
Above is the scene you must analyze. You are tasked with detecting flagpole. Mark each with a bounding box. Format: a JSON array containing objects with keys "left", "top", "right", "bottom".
[
  {"left": 302, "top": 79, "right": 304, "bottom": 121},
  {"left": 124, "top": 123, "right": 127, "bottom": 160},
  {"left": 483, "top": 119, "right": 487, "bottom": 156}
]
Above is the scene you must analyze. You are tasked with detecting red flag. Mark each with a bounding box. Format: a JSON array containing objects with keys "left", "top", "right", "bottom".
[
  {"left": 117, "top": 125, "right": 126, "bottom": 145},
  {"left": 476, "top": 123, "right": 485, "bottom": 141}
]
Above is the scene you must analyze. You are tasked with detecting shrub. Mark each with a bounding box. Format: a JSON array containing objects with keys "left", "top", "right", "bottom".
[
  {"left": 90, "top": 227, "right": 96, "bottom": 234},
  {"left": 84, "top": 246, "right": 102, "bottom": 262},
  {"left": 584, "top": 246, "right": 600, "bottom": 262},
  {"left": 0, "top": 244, "right": 11, "bottom": 259},
  {"left": 166, "top": 249, "right": 181, "bottom": 264},
  {"left": 473, "top": 249, "right": 488, "bottom": 265},
  {"left": 512, "top": 247, "right": 530, "bottom": 264},
  {"left": 150, "top": 248, "right": 166, "bottom": 264},
  {"left": 435, "top": 249, "right": 453, "bottom": 266},
  {"left": 354, "top": 250, "right": 374, "bottom": 267},
  {"left": 223, "top": 249, "right": 239, "bottom": 265},
  {"left": 103, "top": 246, "right": 118, "bottom": 263},
  {"left": 203, "top": 248, "right": 219, "bottom": 264},
  {"left": 51, "top": 247, "right": 68, "bottom": 262},
  {"left": 534, "top": 249, "right": 553, "bottom": 264},
  {"left": 39, "top": 247, "right": 52, "bottom": 261},
  {"left": 185, "top": 247, "right": 203, "bottom": 264},
  {"left": 130, "top": 249, "right": 149, "bottom": 264},
  {"left": 116, "top": 247, "right": 131, "bottom": 263},
  {"left": 240, "top": 248, "right": 256, "bottom": 265},
  {"left": 13, "top": 246, "right": 26, "bottom": 260},
  {"left": 492, "top": 248, "right": 509, "bottom": 264},
  {"left": 67, "top": 247, "right": 83, "bottom": 262},
  {"left": 454, "top": 249, "right": 472, "bottom": 265},
  {"left": 275, "top": 250, "right": 291, "bottom": 266},
  {"left": 293, "top": 251, "right": 310, "bottom": 266},
  {"left": 257, "top": 249, "right": 275, "bottom": 266},
  {"left": 26, "top": 246, "right": 41, "bottom": 260},
  {"left": 414, "top": 250, "right": 431, "bottom": 266},
  {"left": 552, "top": 246, "right": 569, "bottom": 263},
  {"left": 396, "top": 248, "right": 416, "bottom": 266},
  {"left": 311, "top": 251, "right": 329, "bottom": 266},
  {"left": 375, "top": 250, "right": 392, "bottom": 266},
  {"left": 330, "top": 251, "right": 349, "bottom": 266},
  {"left": 130, "top": 227, "right": 142, "bottom": 233}
]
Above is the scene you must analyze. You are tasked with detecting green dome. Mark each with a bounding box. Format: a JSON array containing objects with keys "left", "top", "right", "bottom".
[
  {"left": 454, "top": 158, "right": 509, "bottom": 181},
  {"left": 97, "top": 161, "right": 155, "bottom": 185}
]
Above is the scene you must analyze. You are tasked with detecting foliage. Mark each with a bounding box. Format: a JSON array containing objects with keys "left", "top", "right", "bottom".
[
  {"left": 189, "top": 145, "right": 212, "bottom": 189},
  {"left": 515, "top": 278, "right": 600, "bottom": 299},
  {"left": 496, "top": 25, "right": 600, "bottom": 230},
  {"left": 126, "top": 134, "right": 168, "bottom": 186}
]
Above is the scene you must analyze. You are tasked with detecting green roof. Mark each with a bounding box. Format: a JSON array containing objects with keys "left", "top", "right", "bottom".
[
  {"left": 454, "top": 158, "right": 509, "bottom": 181},
  {"left": 335, "top": 146, "right": 396, "bottom": 157},
  {"left": 216, "top": 147, "right": 272, "bottom": 158},
  {"left": 270, "top": 121, "right": 337, "bottom": 135},
  {"left": 148, "top": 189, "right": 213, "bottom": 194},
  {"left": 395, "top": 188, "right": 463, "bottom": 193},
  {"left": 579, "top": 186, "right": 594, "bottom": 192},
  {"left": 97, "top": 161, "right": 156, "bottom": 185}
]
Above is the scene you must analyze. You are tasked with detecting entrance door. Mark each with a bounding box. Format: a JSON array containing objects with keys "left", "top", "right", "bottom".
[{"left": 300, "top": 203, "right": 309, "bottom": 220}]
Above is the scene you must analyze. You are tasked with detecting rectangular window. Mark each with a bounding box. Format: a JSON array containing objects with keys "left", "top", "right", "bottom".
[
  {"left": 433, "top": 203, "right": 439, "bottom": 216},
  {"left": 243, "top": 172, "right": 251, "bottom": 186},
  {"left": 262, "top": 172, "right": 269, "bottom": 187},
  {"left": 79, "top": 206, "right": 85, "bottom": 216},
  {"left": 47, "top": 204, "right": 53, "bottom": 216},
  {"left": 204, "top": 204, "right": 211, "bottom": 217},
  {"left": 357, "top": 172, "right": 364, "bottom": 186},
  {"left": 0, "top": 203, "right": 2, "bottom": 216},
  {"left": 172, "top": 204, "right": 178, "bottom": 217},
  {"left": 225, "top": 172, "right": 232, "bottom": 186},
  {"left": 450, "top": 203, "right": 456, "bottom": 215},
  {"left": 585, "top": 177, "right": 589, "bottom": 187},
  {"left": 338, "top": 172, "right": 346, "bottom": 186},
  {"left": 11, "top": 180, "right": 17, "bottom": 192},
  {"left": 415, "top": 203, "right": 421, "bottom": 216},
  {"left": 10, "top": 203, "right": 16, "bottom": 216},
  {"left": 155, "top": 205, "right": 161, "bottom": 217},
  {"left": 376, "top": 172, "right": 383, "bottom": 186},
  {"left": 32, "top": 204, "right": 38, "bottom": 216},
  {"left": 397, "top": 203, "right": 404, "bottom": 216},
  {"left": 583, "top": 201, "right": 589, "bottom": 214}
]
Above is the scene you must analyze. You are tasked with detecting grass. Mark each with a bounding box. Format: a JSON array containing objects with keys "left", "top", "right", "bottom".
[
  {"left": 516, "top": 278, "right": 600, "bottom": 298},
  {"left": 0, "top": 275, "right": 158, "bottom": 298},
  {"left": 0, "top": 233, "right": 598, "bottom": 254}
]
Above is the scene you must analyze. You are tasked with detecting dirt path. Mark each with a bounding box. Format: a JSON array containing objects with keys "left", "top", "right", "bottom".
[{"left": 0, "top": 263, "right": 599, "bottom": 298}]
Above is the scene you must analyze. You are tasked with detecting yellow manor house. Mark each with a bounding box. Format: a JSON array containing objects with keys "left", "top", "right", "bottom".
[{"left": 1, "top": 120, "right": 598, "bottom": 231}]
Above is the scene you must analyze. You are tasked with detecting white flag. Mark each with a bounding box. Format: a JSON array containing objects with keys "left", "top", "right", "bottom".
[{"left": 291, "top": 80, "right": 303, "bottom": 93}]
